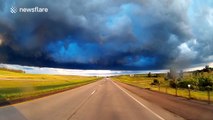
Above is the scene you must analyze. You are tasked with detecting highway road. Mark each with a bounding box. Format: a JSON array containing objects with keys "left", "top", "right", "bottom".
[{"left": 0, "top": 78, "right": 184, "bottom": 120}]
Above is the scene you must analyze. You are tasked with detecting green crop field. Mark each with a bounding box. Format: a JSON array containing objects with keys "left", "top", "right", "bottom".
[
  {"left": 0, "top": 69, "right": 100, "bottom": 105},
  {"left": 112, "top": 73, "right": 213, "bottom": 103}
]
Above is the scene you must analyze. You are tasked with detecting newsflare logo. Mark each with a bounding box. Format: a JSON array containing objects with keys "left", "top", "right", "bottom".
[
  {"left": 10, "top": 6, "right": 18, "bottom": 14},
  {"left": 10, "top": 5, "right": 48, "bottom": 14}
]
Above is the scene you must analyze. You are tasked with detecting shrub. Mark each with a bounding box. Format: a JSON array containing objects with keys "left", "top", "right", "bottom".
[
  {"left": 151, "top": 79, "right": 160, "bottom": 85},
  {"left": 169, "top": 81, "right": 177, "bottom": 88},
  {"left": 177, "top": 80, "right": 195, "bottom": 89},
  {"left": 198, "top": 77, "right": 213, "bottom": 91},
  {"left": 177, "top": 81, "right": 189, "bottom": 88}
]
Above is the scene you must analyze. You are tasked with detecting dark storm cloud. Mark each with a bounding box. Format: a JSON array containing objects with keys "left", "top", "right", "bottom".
[{"left": 0, "top": 0, "right": 212, "bottom": 70}]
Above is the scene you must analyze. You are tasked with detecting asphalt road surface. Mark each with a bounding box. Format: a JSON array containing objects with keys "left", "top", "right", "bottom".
[{"left": 0, "top": 79, "right": 184, "bottom": 120}]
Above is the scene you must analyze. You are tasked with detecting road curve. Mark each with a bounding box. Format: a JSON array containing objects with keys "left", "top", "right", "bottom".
[{"left": 0, "top": 79, "right": 184, "bottom": 120}]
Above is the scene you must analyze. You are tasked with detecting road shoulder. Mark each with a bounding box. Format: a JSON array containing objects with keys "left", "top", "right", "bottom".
[{"left": 115, "top": 81, "right": 213, "bottom": 120}]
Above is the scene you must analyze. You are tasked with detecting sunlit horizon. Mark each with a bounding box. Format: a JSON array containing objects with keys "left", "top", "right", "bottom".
[{"left": 1, "top": 62, "right": 212, "bottom": 76}]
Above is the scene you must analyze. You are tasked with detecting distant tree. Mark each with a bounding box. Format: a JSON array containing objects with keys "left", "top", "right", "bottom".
[
  {"left": 203, "top": 65, "right": 211, "bottom": 72},
  {"left": 153, "top": 74, "right": 159, "bottom": 78},
  {"left": 179, "top": 70, "right": 184, "bottom": 79},
  {"left": 165, "top": 72, "right": 170, "bottom": 80},
  {"left": 168, "top": 67, "right": 178, "bottom": 81},
  {"left": 148, "top": 72, "right": 152, "bottom": 77},
  {"left": 205, "top": 65, "right": 210, "bottom": 69}
]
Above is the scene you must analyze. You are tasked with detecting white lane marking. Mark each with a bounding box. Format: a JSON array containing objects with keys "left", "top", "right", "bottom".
[
  {"left": 91, "top": 90, "right": 96, "bottom": 95},
  {"left": 68, "top": 89, "right": 97, "bottom": 120},
  {"left": 112, "top": 81, "right": 165, "bottom": 120}
]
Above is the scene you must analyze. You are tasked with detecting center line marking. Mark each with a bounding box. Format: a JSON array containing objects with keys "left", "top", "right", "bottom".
[
  {"left": 91, "top": 90, "right": 96, "bottom": 95},
  {"left": 112, "top": 80, "right": 165, "bottom": 120}
]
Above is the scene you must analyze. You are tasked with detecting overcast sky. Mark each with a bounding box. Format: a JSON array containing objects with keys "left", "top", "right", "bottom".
[{"left": 0, "top": 0, "right": 213, "bottom": 70}]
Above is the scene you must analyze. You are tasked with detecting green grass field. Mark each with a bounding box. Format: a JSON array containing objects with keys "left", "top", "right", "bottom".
[
  {"left": 0, "top": 69, "right": 100, "bottom": 105},
  {"left": 112, "top": 74, "right": 213, "bottom": 102}
]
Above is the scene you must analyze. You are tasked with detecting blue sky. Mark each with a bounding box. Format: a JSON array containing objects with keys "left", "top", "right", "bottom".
[{"left": 0, "top": 0, "right": 212, "bottom": 70}]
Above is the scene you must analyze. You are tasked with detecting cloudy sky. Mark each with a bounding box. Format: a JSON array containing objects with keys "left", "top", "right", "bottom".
[
  {"left": 0, "top": 0, "right": 212, "bottom": 70},
  {"left": 0, "top": 63, "right": 170, "bottom": 76}
]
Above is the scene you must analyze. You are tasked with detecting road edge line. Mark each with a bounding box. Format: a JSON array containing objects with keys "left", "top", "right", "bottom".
[{"left": 112, "top": 80, "right": 165, "bottom": 120}]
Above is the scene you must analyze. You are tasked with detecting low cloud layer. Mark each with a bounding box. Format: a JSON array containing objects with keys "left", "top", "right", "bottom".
[
  {"left": 0, "top": 0, "right": 212, "bottom": 70},
  {"left": 0, "top": 63, "right": 169, "bottom": 76}
]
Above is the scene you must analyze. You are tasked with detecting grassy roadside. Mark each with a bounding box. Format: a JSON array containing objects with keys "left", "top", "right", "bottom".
[
  {"left": 112, "top": 75, "right": 213, "bottom": 102},
  {"left": 0, "top": 69, "right": 100, "bottom": 106}
]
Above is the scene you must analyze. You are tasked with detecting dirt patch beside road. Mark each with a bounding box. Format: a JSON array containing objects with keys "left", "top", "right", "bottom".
[{"left": 116, "top": 81, "right": 213, "bottom": 120}]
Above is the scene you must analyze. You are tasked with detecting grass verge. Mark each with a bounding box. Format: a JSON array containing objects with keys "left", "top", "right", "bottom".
[
  {"left": 0, "top": 69, "right": 100, "bottom": 106},
  {"left": 112, "top": 75, "right": 213, "bottom": 103}
]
